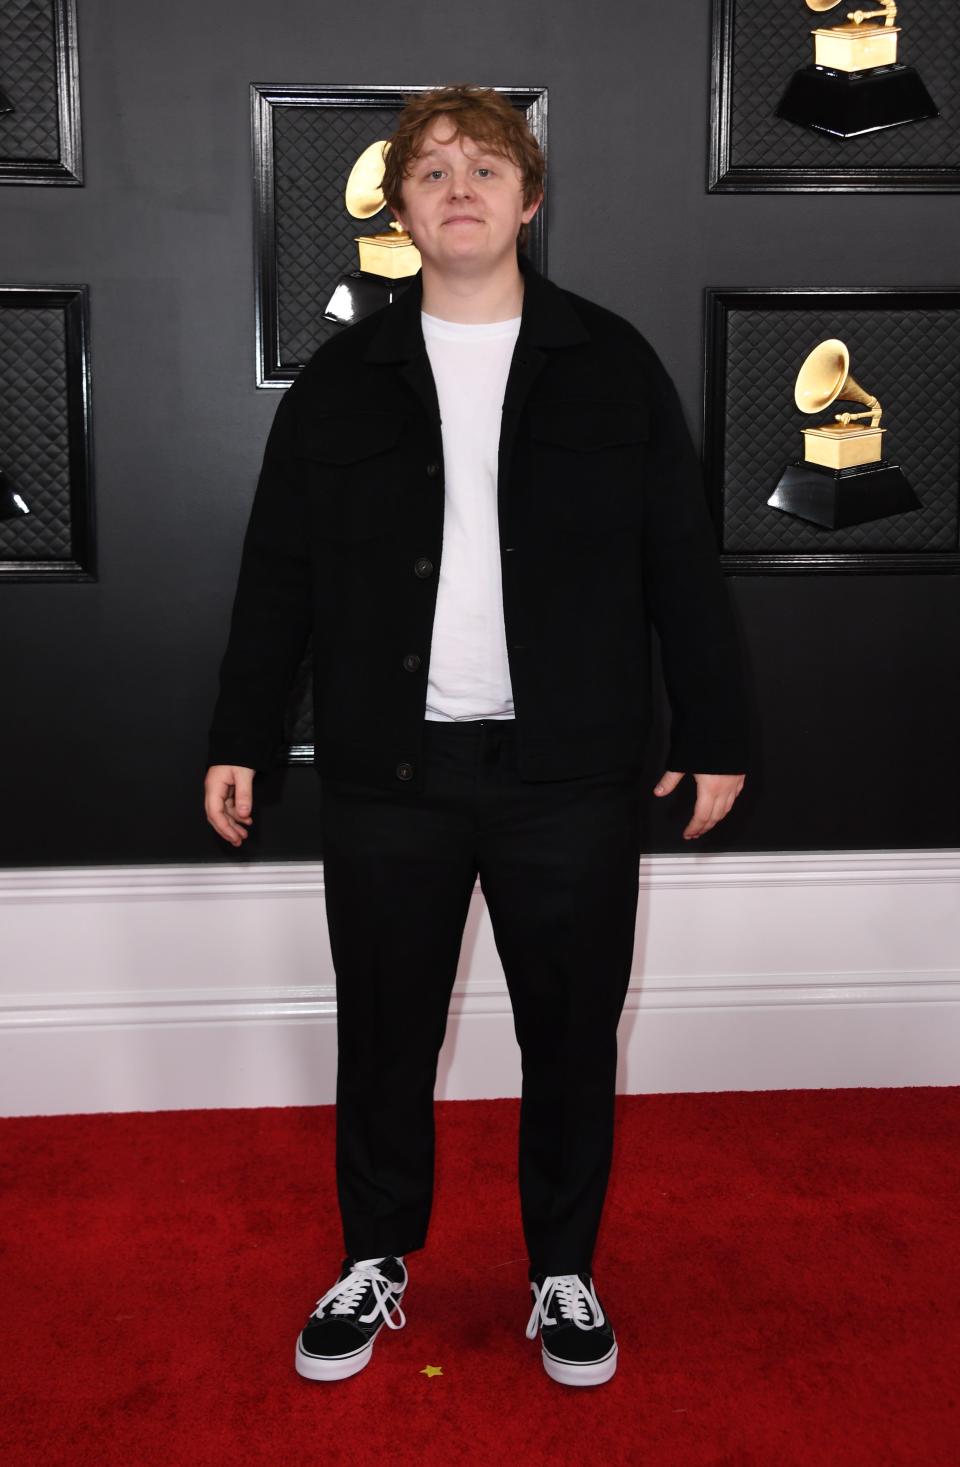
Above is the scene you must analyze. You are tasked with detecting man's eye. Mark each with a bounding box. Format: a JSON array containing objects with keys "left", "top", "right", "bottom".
[
  {"left": 427, "top": 169, "right": 444, "bottom": 180},
  {"left": 476, "top": 168, "right": 492, "bottom": 177}
]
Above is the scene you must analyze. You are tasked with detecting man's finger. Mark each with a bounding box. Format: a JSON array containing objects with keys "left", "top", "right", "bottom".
[
  {"left": 224, "top": 791, "right": 253, "bottom": 826},
  {"left": 205, "top": 789, "right": 248, "bottom": 845},
  {"left": 232, "top": 769, "right": 255, "bottom": 817},
  {"left": 684, "top": 789, "right": 741, "bottom": 840},
  {"left": 205, "top": 802, "right": 247, "bottom": 845},
  {"left": 204, "top": 766, "right": 256, "bottom": 846},
  {"left": 653, "top": 770, "right": 685, "bottom": 797},
  {"left": 683, "top": 793, "right": 724, "bottom": 840},
  {"left": 682, "top": 802, "right": 712, "bottom": 840},
  {"left": 679, "top": 773, "right": 746, "bottom": 839},
  {"left": 207, "top": 812, "right": 248, "bottom": 846}
]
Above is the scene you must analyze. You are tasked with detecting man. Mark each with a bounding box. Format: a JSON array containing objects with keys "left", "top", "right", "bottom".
[{"left": 205, "top": 84, "right": 748, "bottom": 1389}]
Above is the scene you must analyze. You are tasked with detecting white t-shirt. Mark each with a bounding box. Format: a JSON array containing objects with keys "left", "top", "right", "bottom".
[{"left": 421, "top": 309, "right": 522, "bottom": 722}]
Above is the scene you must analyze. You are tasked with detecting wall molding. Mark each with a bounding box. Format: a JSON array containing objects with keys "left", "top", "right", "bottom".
[
  {"left": 2, "top": 851, "right": 958, "bottom": 1115},
  {"left": 4, "top": 968, "right": 960, "bottom": 1030},
  {"left": 4, "top": 849, "right": 960, "bottom": 902}
]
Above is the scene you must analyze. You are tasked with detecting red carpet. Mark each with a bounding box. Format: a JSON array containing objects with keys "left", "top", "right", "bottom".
[{"left": 1, "top": 1089, "right": 957, "bottom": 1466}]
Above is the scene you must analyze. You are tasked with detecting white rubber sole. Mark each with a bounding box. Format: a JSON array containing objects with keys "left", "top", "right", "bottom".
[
  {"left": 295, "top": 1336, "right": 375, "bottom": 1381},
  {"left": 295, "top": 1287, "right": 406, "bottom": 1382},
  {"left": 541, "top": 1340, "right": 618, "bottom": 1387}
]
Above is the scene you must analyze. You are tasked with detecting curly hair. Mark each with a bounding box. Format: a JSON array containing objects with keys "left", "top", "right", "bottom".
[{"left": 381, "top": 84, "right": 545, "bottom": 253}]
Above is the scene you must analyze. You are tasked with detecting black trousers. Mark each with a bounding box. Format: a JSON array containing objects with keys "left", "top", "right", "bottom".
[{"left": 320, "top": 717, "right": 643, "bottom": 1279}]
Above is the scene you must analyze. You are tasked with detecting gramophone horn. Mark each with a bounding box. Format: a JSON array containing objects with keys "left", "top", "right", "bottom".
[
  {"left": 805, "top": 0, "right": 844, "bottom": 10},
  {"left": 344, "top": 140, "right": 391, "bottom": 220},
  {"left": 794, "top": 338, "right": 879, "bottom": 418}
]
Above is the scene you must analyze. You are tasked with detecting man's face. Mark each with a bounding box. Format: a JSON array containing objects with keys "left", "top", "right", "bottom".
[{"left": 390, "top": 119, "right": 542, "bottom": 276}]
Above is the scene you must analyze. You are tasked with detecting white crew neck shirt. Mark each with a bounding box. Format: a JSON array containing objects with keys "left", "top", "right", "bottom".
[{"left": 421, "top": 309, "right": 522, "bottom": 723}]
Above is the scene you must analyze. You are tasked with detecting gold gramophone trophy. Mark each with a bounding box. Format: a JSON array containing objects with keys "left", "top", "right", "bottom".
[
  {"left": 775, "top": 1, "right": 938, "bottom": 138},
  {"left": 323, "top": 139, "right": 422, "bottom": 327},
  {"left": 767, "top": 339, "right": 919, "bottom": 528}
]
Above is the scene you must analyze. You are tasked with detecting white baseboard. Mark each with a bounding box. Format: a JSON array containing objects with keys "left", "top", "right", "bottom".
[{"left": 1, "top": 851, "right": 958, "bottom": 1115}]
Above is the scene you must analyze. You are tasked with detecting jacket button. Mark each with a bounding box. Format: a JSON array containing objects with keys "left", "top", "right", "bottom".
[
  {"left": 402, "top": 653, "right": 421, "bottom": 672},
  {"left": 426, "top": 461, "right": 441, "bottom": 477},
  {"left": 396, "top": 761, "right": 414, "bottom": 781},
  {"left": 414, "top": 557, "right": 434, "bottom": 578}
]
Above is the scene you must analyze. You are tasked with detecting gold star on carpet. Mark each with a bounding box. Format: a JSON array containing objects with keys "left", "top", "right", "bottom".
[{"left": 419, "top": 1364, "right": 443, "bottom": 1378}]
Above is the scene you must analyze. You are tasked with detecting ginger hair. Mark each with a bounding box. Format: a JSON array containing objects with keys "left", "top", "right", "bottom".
[{"left": 381, "top": 84, "right": 544, "bottom": 253}]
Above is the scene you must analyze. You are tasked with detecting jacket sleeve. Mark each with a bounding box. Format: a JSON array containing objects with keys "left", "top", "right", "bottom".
[
  {"left": 206, "top": 385, "right": 312, "bottom": 772},
  {"left": 640, "top": 346, "right": 751, "bottom": 774}
]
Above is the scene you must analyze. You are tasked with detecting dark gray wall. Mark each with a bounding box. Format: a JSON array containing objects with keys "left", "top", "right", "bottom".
[{"left": 3, "top": 0, "right": 959, "bottom": 866}]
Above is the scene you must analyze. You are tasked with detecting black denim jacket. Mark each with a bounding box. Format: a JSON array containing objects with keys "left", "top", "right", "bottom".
[{"left": 208, "top": 255, "right": 750, "bottom": 789}]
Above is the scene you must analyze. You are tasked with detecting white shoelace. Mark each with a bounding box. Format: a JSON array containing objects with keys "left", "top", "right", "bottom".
[
  {"left": 311, "top": 1258, "right": 407, "bottom": 1331},
  {"left": 525, "top": 1274, "right": 605, "bottom": 1339}
]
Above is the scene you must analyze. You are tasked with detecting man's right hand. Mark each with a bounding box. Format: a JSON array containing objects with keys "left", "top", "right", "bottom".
[{"left": 204, "top": 764, "right": 256, "bottom": 846}]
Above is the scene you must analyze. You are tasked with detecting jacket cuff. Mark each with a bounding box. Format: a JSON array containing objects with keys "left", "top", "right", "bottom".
[
  {"left": 665, "top": 738, "right": 750, "bottom": 775},
  {"left": 206, "top": 737, "right": 281, "bottom": 773}
]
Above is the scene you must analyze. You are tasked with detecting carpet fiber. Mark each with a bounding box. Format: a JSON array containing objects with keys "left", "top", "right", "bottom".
[{"left": 1, "top": 1088, "right": 957, "bottom": 1465}]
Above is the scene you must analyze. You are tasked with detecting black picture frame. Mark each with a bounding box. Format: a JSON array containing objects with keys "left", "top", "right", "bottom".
[
  {"left": 708, "top": 0, "right": 960, "bottom": 193},
  {"left": 704, "top": 287, "right": 960, "bottom": 573},
  {"left": 0, "top": 285, "right": 95, "bottom": 581},
  {"left": 0, "top": 0, "right": 82, "bottom": 186},
  {"left": 251, "top": 83, "right": 548, "bottom": 388}
]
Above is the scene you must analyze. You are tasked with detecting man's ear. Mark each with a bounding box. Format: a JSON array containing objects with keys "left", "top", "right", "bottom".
[
  {"left": 523, "top": 191, "right": 544, "bottom": 225},
  {"left": 389, "top": 205, "right": 406, "bottom": 231}
]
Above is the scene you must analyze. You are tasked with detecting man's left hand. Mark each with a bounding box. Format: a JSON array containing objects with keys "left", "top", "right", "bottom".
[{"left": 653, "top": 770, "right": 745, "bottom": 840}]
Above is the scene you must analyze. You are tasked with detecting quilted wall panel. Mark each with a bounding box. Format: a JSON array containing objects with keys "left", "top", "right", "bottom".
[
  {"left": 0, "top": 0, "right": 59, "bottom": 160},
  {"left": 0, "top": 301, "right": 73, "bottom": 562},
  {"left": 722, "top": 0, "right": 959, "bottom": 173},
  {"left": 718, "top": 303, "right": 960, "bottom": 555},
  {"left": 257, "top": 88, "right": 547, "bottom": 384},
  {"left": 274, "top": 102, "right": 407, "bottom": 368}
]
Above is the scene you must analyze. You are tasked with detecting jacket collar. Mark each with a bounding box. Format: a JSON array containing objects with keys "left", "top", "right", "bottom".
[{"left": 361, "top": 251, "right": 590, "bottom": 363}]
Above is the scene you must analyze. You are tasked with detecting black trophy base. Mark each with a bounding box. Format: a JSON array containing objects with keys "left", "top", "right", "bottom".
[
  {"left": 775, "top": 63, "right": 939, "bottom": 139},
  {"left": 767, "top": 461, "right": 920, "bottom": 530},
  {"left": 323, "top": 269, "right": 415, "bottom": 327},
  {"left": 0, "top": 469, "right": 30, "bottom": 520}
]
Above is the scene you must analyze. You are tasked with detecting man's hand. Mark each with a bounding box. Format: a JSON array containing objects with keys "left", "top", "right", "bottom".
[
  {"left": 653, "top": 770, "right": 745, "bottom": 841},
  {"left": 205, "top": 764, "right": 256, "bottom": 847}
]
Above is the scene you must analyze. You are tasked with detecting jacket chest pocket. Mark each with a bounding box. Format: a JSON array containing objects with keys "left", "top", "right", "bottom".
[
  {"left": 296, "top": 412, "right": 407, "bottom": 544},
  {"left": 527, "top": 400, "right": 649, "bottom": 535}
]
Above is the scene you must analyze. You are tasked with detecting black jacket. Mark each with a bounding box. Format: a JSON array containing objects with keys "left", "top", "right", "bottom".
[{"left": 208, "top": 254, "right": 749, "bottom": 788}]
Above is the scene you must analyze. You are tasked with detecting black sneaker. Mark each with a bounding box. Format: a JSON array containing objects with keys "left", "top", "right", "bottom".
[
  {"left": 295, "top": 1255, "right": 408, "bottom": 1381},
  {"left": 525, "top": 1272, "right": 618, "bottom": 1386}
]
